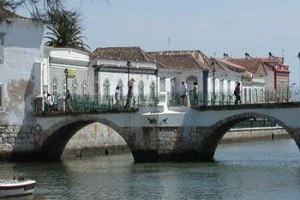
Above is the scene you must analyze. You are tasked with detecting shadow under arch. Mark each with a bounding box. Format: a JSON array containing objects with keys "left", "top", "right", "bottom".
[
  {"left": 204, "top": 112, "right": 299, "bottom": 160},
  {"left": 39, "top": 115, "right": 133, "bottom": 161}
]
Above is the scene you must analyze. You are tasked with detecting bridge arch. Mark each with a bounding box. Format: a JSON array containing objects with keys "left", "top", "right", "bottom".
[
  {"left": 38, "top": 115, "right": 133, "bottom": 161},
  {"left": 203, "top": 112, "right": 299, "bottom": 159}
]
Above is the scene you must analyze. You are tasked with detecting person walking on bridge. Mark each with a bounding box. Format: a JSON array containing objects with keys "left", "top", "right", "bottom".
[
  {"left": 180, "top": 81, "right": 188, "bottom": 106},
  {"left": 234, "top": 82, "right": 241, "bottom": 105}
]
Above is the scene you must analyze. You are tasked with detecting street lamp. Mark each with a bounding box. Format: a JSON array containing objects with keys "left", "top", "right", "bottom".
[
  {"left": 211, "top": 61, "right": 216, "bottom": 104},
  {"left": 297, "top": 52, "right": 300, "bottom": 88},
  {"left": 64, "top": 68, "right": 69, "bottom": 111},
  {"left": 125, "top": 61, "right": 132, "bottom": 108},
  {"left": 64, "top": 68, "right": 69, "bottom": 90},
  {"left": 127, "top": 61, "right": 132, "bottom": 87}
]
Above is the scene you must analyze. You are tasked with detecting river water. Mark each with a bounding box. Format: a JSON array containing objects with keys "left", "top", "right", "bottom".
[{"left": 0, "top": 138, "right": 299, "bottom": 200}]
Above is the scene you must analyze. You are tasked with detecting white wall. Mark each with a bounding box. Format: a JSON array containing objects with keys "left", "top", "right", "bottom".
[
  {"left": 0, "top": 20, "right": 44, "bottom": 124},
  {"left": 96, "top": 59, "right": 157, "bottom": 98},
  {"left": 43, "top": 47, "right": 90, "bottom": 100}
]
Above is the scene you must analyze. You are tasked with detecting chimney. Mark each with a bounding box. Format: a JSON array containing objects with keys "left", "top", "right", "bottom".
[{"left": 223, "top": 53, "right": 229, "bottom": 59}]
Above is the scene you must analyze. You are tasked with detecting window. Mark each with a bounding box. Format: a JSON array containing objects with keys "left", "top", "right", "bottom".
[
  {"left": 52, "top": 78, "right": 58, "bottom": 97},
  {"left": 0, "top": 84, "right": 3, "bottom": 110},
  {"left": 138, "top": 80, "right": 144, "bottom": 102},
  {"left": 82, "top": 79, "right": 87, "bottom": 96},
  {"left": 103, "top": 79, "right": 110, "bottom": 100},
  {"left": 248, "top": 89, "right": 252, "bottom": 103},
  {"left": 0, "top": 33, "right": 5, "bottom": 63},
  {"left": 150, "top": 81, "right": 155, "bottom": 96},
  {"left": 150, "top": 81, "right": 156, "bottom": 103},
  {"left": 160, "top": 77, "right": 166, "bottom": 91},
  {"left": 170, "top": 78, "right": 176, "bottom": 99},
  {"left": 244, "top": 88, "right": 247, "bottom": 103},
  {"left": 72, "top": 79, "right": 78, "bottom": 96},
  {"left": 118, "top": 80, "right": 123, "bottom": 97}
]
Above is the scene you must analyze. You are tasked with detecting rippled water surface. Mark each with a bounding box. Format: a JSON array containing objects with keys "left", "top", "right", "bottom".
[{"left": 0, "top": 139, "right": 300, "bottom": 200}]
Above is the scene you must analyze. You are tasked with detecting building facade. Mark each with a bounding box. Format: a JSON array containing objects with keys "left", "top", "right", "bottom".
[
  {"left": 0, "top": 8, "right": 44, "bottom": 124},
  {"left": 92, "top": 47, "right": 158, "bottom": 107},
  {"left": 42, "top": 47, "right": 91, "bottom": 110},
  {"left": 223, "top": 52, "right": 290, "bottom": 103}
]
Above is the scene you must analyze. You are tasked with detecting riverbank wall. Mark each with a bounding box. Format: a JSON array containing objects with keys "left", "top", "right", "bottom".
[{"left": 62, "top": 123, "right": 288, "bottom": 158}]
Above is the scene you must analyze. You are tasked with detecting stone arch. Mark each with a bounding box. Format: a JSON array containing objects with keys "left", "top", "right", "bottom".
[
  {"left": 202, "top": 112, "right": 299, "bottom": 159},
  {"left": 38, "top": 115, "right": 133, "bottom": 161}
]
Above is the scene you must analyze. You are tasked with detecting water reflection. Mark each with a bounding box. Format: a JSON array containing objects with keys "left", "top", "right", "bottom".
[{"left": 0, "top": 139, "right": 299, "bottom": 200}]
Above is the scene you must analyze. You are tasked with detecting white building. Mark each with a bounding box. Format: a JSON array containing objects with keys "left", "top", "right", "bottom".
[
  {"left": 0, "top": 8, "right": 44, "bottom": 124},
  {"left": 150, "top": 51, "right": 245, "bottom": 105},
  {"left": 42, "top": 47, "right": 90, "bottom": 109},
  {"left": 92, "top": 47, "right": 158, "bottom": 106}
]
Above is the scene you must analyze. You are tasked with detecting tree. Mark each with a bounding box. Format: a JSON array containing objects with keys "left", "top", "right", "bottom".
[
  {"left": 0, "top": 0, "right": 108, "bottom": 21},
  {"left": 0, "top": 0, "right": 63, "bottom": 21},
  {"left": 44, "top": 8, "right": 90, "bottom": 52}
]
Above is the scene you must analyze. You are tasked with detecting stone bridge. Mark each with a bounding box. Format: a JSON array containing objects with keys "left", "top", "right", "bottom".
[{"left": 8, "top": 102, "right": 300, "bottom": 163}]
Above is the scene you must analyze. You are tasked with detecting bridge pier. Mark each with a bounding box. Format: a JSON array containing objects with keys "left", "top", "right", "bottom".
[
  {"left": 290, "top": 127, "right": 300, "bottom": 151},
  {"left": 127, "top": 127, "right": 216, "bottom": 162}
]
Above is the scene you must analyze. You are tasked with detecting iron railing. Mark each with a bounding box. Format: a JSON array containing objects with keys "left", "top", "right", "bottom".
[
  {"left": 42, "top": 88, "right": 300, "bottom": 113},
  {"left": 169, "top": 88, "right": 300, "bottom": 106}
]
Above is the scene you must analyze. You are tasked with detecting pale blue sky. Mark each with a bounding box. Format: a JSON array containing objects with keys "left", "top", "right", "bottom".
[{"left": 31, "top": 0, "right": 300, "bottom": 85}]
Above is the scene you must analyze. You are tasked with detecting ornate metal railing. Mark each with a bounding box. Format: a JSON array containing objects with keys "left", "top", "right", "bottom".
[
  {"left": 169, "top": 87, "right": 300, "bottom": 106},
  {"left": 41, "top": 94, "right": 159, "bottom": 113},
  {"left": 40, "top": 87, "right": 300, "bottom": 114}
]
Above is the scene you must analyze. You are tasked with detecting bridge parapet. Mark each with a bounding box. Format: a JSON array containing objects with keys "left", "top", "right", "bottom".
[{"left": 3, "top": 101, "right": 300, "bottom": 162}]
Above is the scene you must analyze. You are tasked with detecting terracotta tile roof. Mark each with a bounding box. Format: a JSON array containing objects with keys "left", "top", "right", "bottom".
[
  {"left": 225, "top": 58, "right": 267, "bottom": 76},
  {"left": 148, "top": 50, "right": 219, "bottom": 72},
  {"left": 216, "top": 59, "right": 246, "bottom": 73},
  {"left": 93, "top": 47, "right": 153, "bottom": 62},
  {"left": 261, "top": 57, "right": 289, "bottom": 73},
  {"left": 148, "top": 52, "right": 215, "bottom": 72},
  {"left": 0, "top": 7, "right": 31, "bottom": 21}
]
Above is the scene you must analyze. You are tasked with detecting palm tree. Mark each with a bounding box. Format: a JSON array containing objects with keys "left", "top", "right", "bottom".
[
  {"left": 0, "top": 0, "right": 63, "bottom": 21},
  {"left": 44, "top": 9, "right": 90, "bottom": 52},
  {"left": 0, "top": 0, "right": 106, "bottom": 21}
]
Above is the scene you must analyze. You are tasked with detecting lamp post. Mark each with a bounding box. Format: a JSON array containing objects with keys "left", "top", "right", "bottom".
[
  {"left": 64, "top": 68, "right": 69, "bottom": 111},
  {"left": 64, "top": 68, "right": 69, "bottom": 89},
  {"left": 297, "top": 52, "right": 300, "bottom": 88},
  {"left": 212, "top": 61, "right": 216, "bottom": 105},
  {"left": 127, "top": 61, "right": 132, "bottom": 87},
  {"left": 125, "top": 61, "right": 132, "bottom": 108}
]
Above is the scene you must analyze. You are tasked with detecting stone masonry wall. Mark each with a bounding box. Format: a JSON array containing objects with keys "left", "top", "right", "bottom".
[
  {"left": 223, "top": 127, "right": 288, "bottom": 143},
  {"left": 0, "top": 125, "right": 38, "bottom": 160},
  {"left": 63, "top": 124, "right": 290, "bottom": 158},
  {"left": 63, "top": 122, "right": 129, "bottom": 158}
]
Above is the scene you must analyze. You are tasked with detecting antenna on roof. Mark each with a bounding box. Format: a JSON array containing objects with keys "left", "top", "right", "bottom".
[
  {"left": 245, "top": 52, "right": 252, "bottom": 59},
  {"left": 223, "top": 53, "right": 230, "bottom": 59},
  {"left": 281, "top": 49, "right": 285, "bottom": 58},
  {"left": 168, "top": 36, "right": 171, "bottom": 51}
]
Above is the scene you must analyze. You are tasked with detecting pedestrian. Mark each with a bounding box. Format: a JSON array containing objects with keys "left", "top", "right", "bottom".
[
  {"left": 47, "top": 93, "right": 54, "bottom": 111},
  {"left": 125, "top": 85, "right": 133, "bottom": 108},
  {"left": 180, "top": 81, "right": 188, "bottom": 106},
  {"left": 115, "top": 86, "right": 120, "bottom": 106},
  {"left": 234, "top": 82, "right": 241, "bottom": 105},
  {"left": 43, "top": 91, "right": 48, "bottom": 111},
  {"left": 65, "top": 89, "right": 73, "bottom": 111},
  {"left": 192, "top": 81, "right": 199, "bottom": 105}
]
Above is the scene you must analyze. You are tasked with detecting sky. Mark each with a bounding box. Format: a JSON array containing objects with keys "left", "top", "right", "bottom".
[{"left": 25, "top": 0, "right": 300, "bottom": 85}]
